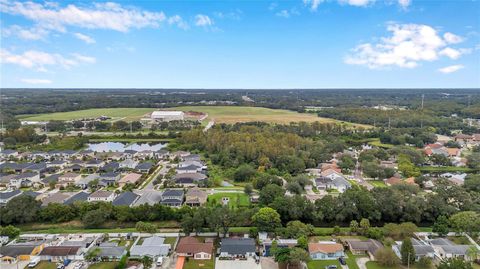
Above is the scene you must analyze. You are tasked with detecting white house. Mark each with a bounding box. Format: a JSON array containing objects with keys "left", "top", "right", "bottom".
[
  {"left": 88, "top": 190, "right": 116, "bottom": 202},
  {"left": 151, "top": 111, "right": 185, "bottom": 122}
]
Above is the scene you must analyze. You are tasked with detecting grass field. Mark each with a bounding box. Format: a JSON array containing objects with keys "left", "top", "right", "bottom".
[
  {"left": 307, "top": 259, "right": 342, "bottom": 269},
  {"left": 183, "top": 257, "right": 215, "bottom": 269},
  {"left": 88, "top": 262, "right": 118, "bottom": 269},
  {"left": 207, "top": 192, "right": 250, "bottom": 208},
  {"left": 32, "top": 261, "right": 57, "bottom": 269},
  {"left": 369, "top": 180, "right": 387, "bottom": 188},
  {"left": 18, "top": 106, "right": 371, "bottom": 127}
]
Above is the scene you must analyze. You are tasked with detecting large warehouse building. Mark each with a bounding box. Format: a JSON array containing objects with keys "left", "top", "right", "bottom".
[{"left": 150, "top": 111, "right": 185, "bottom": 122}]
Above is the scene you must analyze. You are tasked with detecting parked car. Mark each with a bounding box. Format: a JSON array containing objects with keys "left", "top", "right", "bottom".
[
  {"left": 325, "top": 266, "right": 337, "bottom": 269},
  {"left": 338, "top": 257, "right": 346, "bottom": 265},
  {"left": 28, "top": 257, "right": 41, "bottom": 267},
  {"left": 156, "top": 257, "right": 164, "bottom": 266}
]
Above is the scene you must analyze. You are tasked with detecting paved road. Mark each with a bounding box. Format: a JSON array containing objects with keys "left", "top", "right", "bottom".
[
  {"left": 141, "top": 161, "right": 168, "bottom": 190},
  {"left": 353, "top": 162, "right": 374, "bottom": 190}
]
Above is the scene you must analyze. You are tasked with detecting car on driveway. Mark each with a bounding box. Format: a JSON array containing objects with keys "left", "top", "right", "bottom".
[{"left": 338, "top": 257, "right": 346, "bottom": 265}]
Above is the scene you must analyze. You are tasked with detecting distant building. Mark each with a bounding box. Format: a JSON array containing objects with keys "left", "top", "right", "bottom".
[{"left": 151, "top": 111, "right": 185, "bottom": 122}]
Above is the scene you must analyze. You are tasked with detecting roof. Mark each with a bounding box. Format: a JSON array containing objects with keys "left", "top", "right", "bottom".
[
  {"left": 176, "top": 237, "right": 213, "bottom": 255},
  {"left": 308, "top": 242, "right": 343, "bottom": 254},
  {"left": 220, "top": 238, "right": 256, "bottom": 255},
  {"left": 345, "top": 239, "right": 383, "bottom": 255},
  {"left": 174, "top": 173, "right": 207, "bottom": 181},
  {"left": 429, "top": 238, "right": 453, "bottom": 246},
  {"left": 64, "top": 192, "right": 90, "bottom": 205},
  {"left": 413, "top": 245, "right": 435, "bottom": 255},
  {"left": 89, "top": 190, "right": 114, "bottom": 198},
  {"left": 40, "top": 246, "right": 81, "bottom": 256},
  {"left": 60, "top": 173, "right": 80, "bottom": 179},
  {"left": 113, "top": 191, "right": 139, "bottom": 206},
  {"left": 439, "top": 245, "right": 470, "bottom": 255},
  {"left": 185, "top": 188, "right": 208, "bottom": 203},
  {"left": 23, "top": 191, "right": 40, "bottom": 198},
  {"left": 0, "top": 245, "right": 36, "bottom": 257},
  {"left": 385, "top": 176, "right": 402, "bottom": 185},
  {"left": 42, "top": 192, "right": 71, "bottom": 206},
  {"left": 130, "top": 236, "right": 170, "bottom": 257},
  {"left": 163, "top": 189, "right": 184, "bottom": 197},
  {"left": 152, "top": 111, "right": 184, "bottom": 117},
  {"left": 94, "top": 246, "right": 126, "bottom": 257},
  {"left": 133, "top": 191, "right": 162, "bottom": 206},
  {"left": 0, "top": 190, "right": 22, "bottom": 200},
  {"left": 136, "top": 162, "right": 153, "bottom": 170},
  {"left": 119, "top": 173, "right": 142, "bottom": 184}
]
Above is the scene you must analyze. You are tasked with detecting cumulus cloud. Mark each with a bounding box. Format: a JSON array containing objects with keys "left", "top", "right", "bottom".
[
  {"left": 344, "top": 23, "right": 468, "bottom": 69},
  {"left": 398, "top": 0, "right": 411, "bottom": 8},
  {"left": 0, "top": 48, "right": 95, "bottom": 71},
  {"left": 195, "top": 14, "right": 213, "bottom": 27},
  {"left": 303, "top": 0, "right": 324, "bottom": 11},
  {"left": 0, "top": 0, "right": 170, "bottom": 32},
  {"left": 338, "top": 0, "right": 375, "bottom": 7},
  {"left": 443, "top": 32, "right": 463, "bottom": 44},
  {"left": 276, "top": 8, "right": 299, "bottom": 18},
  {"left": 438, "top": 65, "right": 464, "bottom": 74},
  {"left": 21, "top": 78, "right": 52, "bottom": 84},
  {"left": 167, "top": 15, "right": 189, "bottom": 30},
  {"left": 74, "top": 33, "right": 96, "bottom": 44},
  {"left": 2, "top": 25, "right": 49, "bottom": 40}
]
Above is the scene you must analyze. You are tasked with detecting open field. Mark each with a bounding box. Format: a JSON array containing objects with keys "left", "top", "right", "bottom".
[
  {"left": 18, "top": 106, "right": 371, "bottom": 127},
  {"left": 207, "top": 192, "right": 250, "bottom": 208}
]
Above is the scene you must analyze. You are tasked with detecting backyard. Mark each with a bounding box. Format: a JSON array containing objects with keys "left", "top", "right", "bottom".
[{"left": 207, "top": 192, "right": 250, "bottom": 208}]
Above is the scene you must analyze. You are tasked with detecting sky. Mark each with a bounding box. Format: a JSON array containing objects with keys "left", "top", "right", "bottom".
[{"left": 0, "top": 0, "right": 479, "bottom": 88}]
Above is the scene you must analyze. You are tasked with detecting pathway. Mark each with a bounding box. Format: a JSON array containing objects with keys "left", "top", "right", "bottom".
[{"left": 356, "top": 257, "right": 370, "bottom": 269}]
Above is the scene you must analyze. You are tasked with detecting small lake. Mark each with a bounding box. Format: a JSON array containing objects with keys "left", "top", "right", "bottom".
[{"left": 86, "top": 142, "right": 167, "bottom": 152}]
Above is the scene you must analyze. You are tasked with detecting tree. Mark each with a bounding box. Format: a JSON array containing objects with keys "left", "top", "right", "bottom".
[
  {"left": 82, "top": 209, "right": 106, "bottom": 228},
  {"left": 359, "top": 218, "right": 370, "bottom": 235},
  {"left": 297, "top": 235, "right": 308, "bottom": 250},
  {"left": 464, "top": 175, "right": 480, "bottom": 192},
  {"left": 437, "top": 258, "right": 473, "bottom": 269},
  {"left": 432, "top": 215, "right": 450, "bottom": 237},
  {"left": 375, "top": 247, "right": 399, "bottom": 266},
  {"left": 233, "top": 164, "right": 256, "bottom": 182},
  {"left": 417, "top": 257, "right": 433, "bottom": 269},
  {"left": 0, "top": 225, "right": 21, "bottom": 239},
  {"left": 141, "top": 256, "right": 153, "bottom": 269},
  {"left": 338, "top": 155, "right": 356, "bottom": 173},
  {"left": 467, "top": 153, "right": 480, "bottom": 170},
  {"left": 286, "top": 181, "right": 303, "bottom": 194},
  {"left": 449, "top": 211, "right": 480, "bottom": 235},
  {"left": 288, "top": 247, "right": 310, "bottom": 266},
  {"left": 284, "top": 220, "right": 314, "bottom": 238},
  {"left": 244, "top": 183, "right": 253, "bottom": 195},
  {"left": 467, "top": 245, "right": 479, "bottom": 261},
  {"left": 252, "top": 207, "right": 282, "bottom": 232},
  {"left": 135, "top": 221, "right": 157, "bottom": 233},
  {"left": 350, "top": 220, "right": 359, "bottom": 234},
  {"left": 1, "top": 195, "right": 41, "bottom": 225},
  {"left": 398, "top": 154, "right": 421, "bottom": 177},
  {"left": 259, "top": 184, "right": 285, "bottom": 205},
  {"left": 400, "top": 238, "right": 416, "bottom": 266}
]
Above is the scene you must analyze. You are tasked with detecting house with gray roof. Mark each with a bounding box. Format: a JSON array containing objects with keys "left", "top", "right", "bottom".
[
  {"left": 174, "top": 173, "right": 207, "bottom": 186},
  {"left": 135, "top": 162, "right": 154, "bottom": 173},
  {"left": 0, "top": 190, "right": 22, "bottom": 205},
  {"left": 220, "top": 238, "right": 256, "bottom": 258},
  {"left": 393, "top": 238, "right": 435, "bottom": 261},
  {"left": 64, "top": 192, "right": 90, "bottom": 205},
  {"left": 89, "top": 245, "right": 126, "bottom": 261},
  {"left": 112, "top": 191, "right": 140, "bottom": 206},
  {"left": 161, "top": 189, "right": 184, "bottom": 207},
  {"left": 314, "top": 175, "right": 351, "bottom": 193},
  {"left": 132, "top": 191, "right": 162, "bottom": 206},
  {"left": 430, "top": 238, "right": 472, "bottom": 261},
  {"left": 130, "top": 236, "right": 170, "bottom": 258}
]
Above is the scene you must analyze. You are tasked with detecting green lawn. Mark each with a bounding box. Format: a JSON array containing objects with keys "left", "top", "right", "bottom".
[
  {"left": 419, "top": 166, "right": 476, "bottom": 173},
  {"left": 207, "top": 192, "right": 250, "bottom": 208},
  {"left": 346, "top": 258, "right": 360, "bottom": 269},
  {"left": 32, "top": 261, "right": 57, "bottom": 269},
  {"left": 164, "top": 237, "right": 177, "bottom": 248},
  {"left": 307, "top": 259, "right": 342, "bottom": 269},
  {"left": 183, "top": 257, "right": 215, "bottom": 269},
  {"left": 88, "top": 262, "right": 118, "bottom": 269},
  {"left": 18, "top": 106, "right": 370, "bottom": 127},
  {"left": 365, "top": 262, "right": 400, "bottom": 269},
  {"left": 369, "top": 180, "right": 387, "bottom": 188}
]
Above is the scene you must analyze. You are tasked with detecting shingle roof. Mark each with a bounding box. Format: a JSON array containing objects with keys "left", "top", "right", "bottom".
[
  {"left": 112, "top": 191, "right": 139, "bottom": 206},
  {"left": 40, "top": 246, "right": 81, "bottom": 256},
  {"left": 0, "top": 245, "right": 35, "bottom": 257},
  {"left": 0, "top": 190, "right": 22, "bottom": 200},
  {"left": 89, "top": 190, "right": 114, "bottom": 198},
  {"left": 94, "top": 246, "right": 126, "bottom": 257},
  {"left": 176, "top": 237, "right": 213, "bottom": 255},
  {"left": 64, "top": 192, "right": 90, "bottom": 205},
  {"left": 308, "top": 242, "right": 343, "bottom": 254},
  {"left": 162, "top": 189, "right": 184, "bottom": 197},
  {"left": 220, "top": 238, "right": 256, "bottom": 255}
]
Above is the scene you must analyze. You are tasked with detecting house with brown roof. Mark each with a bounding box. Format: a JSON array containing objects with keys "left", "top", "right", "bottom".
[
  {"left": 56, "top": 173, "right": 81, "bottom": 188},
  {"left": 308, "top": 242, "right": 344, "bottom": 260},
  {"left": 185, "top": 187, "right": 208, "bottom": 206},
  {"left": 344, "top": 239, "right": 383, "bottom": 260},
  {"left": 39, "top": 246, "right": 82, "bottom": 262},
  {"left": 176, "top": 237, "right": 213, "bottom": 260},
  {"left": 118, "top": 173, "right": 142, "bottom": 187}
]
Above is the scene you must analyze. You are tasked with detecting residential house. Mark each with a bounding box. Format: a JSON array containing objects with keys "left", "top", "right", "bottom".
[
  {"left": 393, "top": 239, "right": 435, "bottom": 261},
  {"left": 63, "top": 192, "right": 90, "bottom": 205},
  {"left": 185, "top": 187, "right": 208, "bottom": 206},
  {"left": 430, "top": 238, "right": 471, "bottom": 261},
  {"left": 314, "top": 175, "right": 351, "bottom": 193},
  {"left": 46, "top": 160, "right": 67, "bottom": 169},
  {"left": 75, "top": 174, "right": 99, "bottom": 189},
  {"left": 119, "top": 159, "right": 138, "bottom": 170},
  {"left": 219, "top": 238, "right": 256, "bottom": 258},
  {"left": 99, "top": 172, "right": 121, "bottom": 186},
  {"left": 176, "top": 164, "right": 203, "bottom": 174},
  {"left": 262, "top": 239, "right": 297, "bottom": 256},
  {"left": 454, "top": 134, "right": 474, "bottom": 145},
  {"left": 160, "top": 189, "right": 184, "bottom": 207},
  {"left": 118, "top": 173, "right": 142, "bottom": 187},
  {"left": 56, "top": 173, "right": 81, "bottom": 188},
  {"left": 85, "top": 159, "right": 104, "bottom": 170},
  {"left": 132, "top": 191, "right": 162, "bottom": 206},
  {"left": 100, "top": 162, "right": 120, "bottom": 173},
  {"left": 174, "top": 173, "right": 207, "bottom": 187},
  {"left": 0, "top": 149, "right": 19, "bottom": 159},
  {"left": 42, "top": 192, "right": 72, "bottom": 206},
  {"left": 39, "top": 246, "right": 82, "bottom": 262},
  {"left": 123, "top": 150, "right": 137, "bottom": 159},
  {"left": 0, "top": 241, "right": 45, "bottom": 262},
  {"left": 112, "top": 191, "right": 140, "bottom": 206},
  {"left": 88, "top": 190, "right": 116, "bottom": 202},
  {"left": 344, "top": 239, "right": 383, "bottom": 260},
  {"left": 90, "top": 245, "right": 126, "bottom": 261},
  {"left": 22, "top": 163, "right": 47, "bottom": 174},
  {"left": 308, "top": 242, "right": 344, "bottom": 260},
  {"left": 135, "top": 162, "right": 153, "bottom": 173},
  {"left": 130, "top": 236, "right": 170, "bottom": 259},
  {"left": 0, "top": 190, "right": 22, "bottom": 206},
  {"left": 9, "top": 173, "right": 41, "bottom": 189},
  {"left": 183, "top": 154, "right": 200, "bottom": 162},
  {"left": 176, "top": 237, "right": 214, "bottom": 260}
]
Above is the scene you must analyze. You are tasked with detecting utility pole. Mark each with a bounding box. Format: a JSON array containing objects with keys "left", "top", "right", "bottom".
[
  {"left": 388, "top": 117, "right": 391, "bottom": 129},
  {"left": 421, "top": 94, "right": 425, "bottom": 110}
]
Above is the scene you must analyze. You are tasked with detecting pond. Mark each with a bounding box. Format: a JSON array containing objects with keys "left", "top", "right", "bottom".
[{"left": 86, "top": 142, "right": 167, "bottom": 152}]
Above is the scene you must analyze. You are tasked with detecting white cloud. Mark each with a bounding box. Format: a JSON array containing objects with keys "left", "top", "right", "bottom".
[
  {"left": 338, "top": 0, "right": 375, "bottom": 7},
  {"left": 0, "top": 0, "right": 168, "bottom": 32},
  {"left": 168, "top": 15, "right": 189, "bottom": 30},
  {"left": 303, "top": 0, "right": 324, "bottom": 11},
  {"left": 74, "top": 33, "right": 95, "bottom": 44},
  {"left": 398, "top": 0, "right": 411, "bottom": 8},
  {"left": 0, "top": 48, "right": 95, "bottom": 71},
  {"left": 21, "top": 78, "right": 52, "bottom": 84},
  {"left": 214, "top": 10, "right": 242, "bottom": 20},
  {"left": 195, "top": 14, "right": 213, "bottom": 27},
  {"left": 276, "top": 10, "right": 291, "bottom": 18},
  {"left": 443, "top": 32, "right": 463, "bottom": 44},
  {"left": 2, "top": 25, "right": 49, "bottom": 40},
  {"left": 345, "top": 23, "right": 467, "bottom": 69},
  {"left": 438, "top": 65, "right": 464, "bottom": 74}
]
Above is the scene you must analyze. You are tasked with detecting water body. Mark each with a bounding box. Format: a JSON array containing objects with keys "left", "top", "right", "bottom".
[{"left": 87, "top": 142, "right": 167, "bottom": 152}]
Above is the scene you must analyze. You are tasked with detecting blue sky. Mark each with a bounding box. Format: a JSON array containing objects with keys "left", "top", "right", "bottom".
[{"left": 1, "top": 0, "right": 479, "bottom": 88}]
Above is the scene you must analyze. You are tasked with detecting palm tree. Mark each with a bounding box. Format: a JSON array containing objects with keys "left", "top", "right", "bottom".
[
  {"left": 141, "top": 256, "right": 153, "bottom": 269},
  {"left": 467, "top": 246, "right": 479, "bottom": 261}
]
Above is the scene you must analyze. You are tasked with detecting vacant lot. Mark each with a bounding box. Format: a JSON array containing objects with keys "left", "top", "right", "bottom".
[
  {"left": 19, "top": 106, "right": 370, "bottom": 126},
  {"left": 207, "top": 192, "right": 250, "bottom": 208}
]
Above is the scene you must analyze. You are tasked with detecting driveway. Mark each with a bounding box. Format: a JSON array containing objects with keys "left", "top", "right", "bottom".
[
  {"left": 0, "top": 261, "right": 29, "bottom": 269},
  {"left": 260, "top": 257, "right": 278, "bottom": 269},
  {"left": 356, "top": 257, "right": 370, "bottom": 269},
  {"left": 216, "top": 257, "right": 261, "bottom": 269}
]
